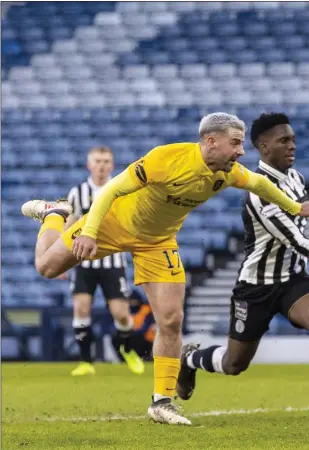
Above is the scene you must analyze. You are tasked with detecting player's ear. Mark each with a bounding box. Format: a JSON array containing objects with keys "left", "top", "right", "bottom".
[
  {"left": 260, "top": 141, "right": 268, "bottom": 155},
  {"left": 206, "top": 135, "right": 216, "bottom": 149}
]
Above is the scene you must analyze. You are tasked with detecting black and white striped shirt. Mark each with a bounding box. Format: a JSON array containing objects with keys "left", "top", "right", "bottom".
[
  {"left": 68, "top": 177, "right": 127, "bottom": 270},
  {"left": 238, "top": 161, "right": 309, "bottom": 285}
]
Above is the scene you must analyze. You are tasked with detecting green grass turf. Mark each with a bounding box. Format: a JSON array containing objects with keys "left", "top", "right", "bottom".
[{"left": 2, "top": 363, "right": 309, "bottom": 450}]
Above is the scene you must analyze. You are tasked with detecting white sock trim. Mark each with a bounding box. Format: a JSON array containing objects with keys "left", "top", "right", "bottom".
[
  {"left": 186, "top": 351, "right": 197, "bottom": 369},
  {"left": 114, "top": 315, "right": 134, "bottom": 331},
  {"left": 153, "top": 393, "right": 172, "bottom": 402},
  {"left": 72, "top": 317, "right": 91, "bottom": 328},
  {"left": 212, "top": 346, "right": 227, "bottom": 374}
]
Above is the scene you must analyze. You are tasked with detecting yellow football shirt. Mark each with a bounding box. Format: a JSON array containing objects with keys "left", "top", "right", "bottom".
[{"left": 81, "top": 142, "right": 301, "bottom": 243}]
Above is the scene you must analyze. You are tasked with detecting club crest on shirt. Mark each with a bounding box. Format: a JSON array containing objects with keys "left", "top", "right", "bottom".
[
  {"left": 71, "top": 228, "right": 82, "bottom": 240},
  {"left": 134, "top": 160, "right": 147, "bottom": 183}
]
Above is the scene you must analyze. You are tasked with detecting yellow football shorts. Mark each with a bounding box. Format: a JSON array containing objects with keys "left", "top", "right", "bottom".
[{"left": 61, "top": 211, "right": 186, "bottom": 285}]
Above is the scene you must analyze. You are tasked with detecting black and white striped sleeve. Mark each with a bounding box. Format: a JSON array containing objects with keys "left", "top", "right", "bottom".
[
  {"left": 248, "top": 193, "right": 309, "bottom": 257},
  {"left": 67, "top": 186, "right": 82, "bottom": 218}
]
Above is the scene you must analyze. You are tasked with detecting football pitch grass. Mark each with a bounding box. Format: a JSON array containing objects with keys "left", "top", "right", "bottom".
[{"left": 2, "top": 363, "right": 309, "bottom": 450}]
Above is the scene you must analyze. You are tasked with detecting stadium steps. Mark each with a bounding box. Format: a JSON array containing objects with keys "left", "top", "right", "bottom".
[{"left": 185, "top": 253, "right": 243, "bottom": 333}]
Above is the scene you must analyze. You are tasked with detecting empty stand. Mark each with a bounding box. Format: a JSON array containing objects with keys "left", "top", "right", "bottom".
[{"left": 2, "top": 2, "right": 309, "bottom": 337}]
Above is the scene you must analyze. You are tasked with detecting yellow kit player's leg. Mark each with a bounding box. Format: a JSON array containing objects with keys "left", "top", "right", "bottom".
[
  {"left": 131, "top": 243, "right": 191, "bottom": 424},
  {"left": 21, "top": 199, "right": 78, "bottom": 278}
]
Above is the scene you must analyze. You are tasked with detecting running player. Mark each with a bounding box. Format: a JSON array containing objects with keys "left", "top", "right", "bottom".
[
  {"left": 22, "top": 113, "right": 309, "bottom": 425},
  {"left": 64, "top": 146, "right": 144, "bottom": 376},
  {"left": 176, "top": 113, "right": 309, "bottom": 402}
]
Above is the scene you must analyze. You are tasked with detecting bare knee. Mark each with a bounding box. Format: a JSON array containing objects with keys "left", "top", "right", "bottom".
[
  {"left": 223, "top": 358, "right": 251, "bottom": 376},
  {"left": 35, "top": 260, "right": 58, "bottom": 279},
  {"left": 35, "top": 238, "right": 78, "bottom": 279},
  {"left": 73, "top": 294, "right": 92, "bottom": 318},
  {"left": 109, "top": 299, "right": 130, "bottom": 324},
  {"left": 157, "top": 309, "right": 184, "bottom": 335}
]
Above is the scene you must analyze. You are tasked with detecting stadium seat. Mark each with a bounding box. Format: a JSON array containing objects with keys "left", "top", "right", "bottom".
[
  {"left": 238, "top": 63, "right": 265, "bottom": 77},
  {"left": 208, "top": 64, "right": 237, "bottom": 78},
  {"left": 267, "top": 62, "right": 295, "bottom": 77},
  {"left": 2, "top": 0, "right": 309, "bottom": 316}
]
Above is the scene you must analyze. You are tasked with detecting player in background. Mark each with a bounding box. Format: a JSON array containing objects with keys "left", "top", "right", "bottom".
[
  {"left": 176, "top": 113, "right": 309, "bottom": 401},
  {"left": 61, "top": 147, "right": 144, "bottom": 376},
  {"left": 22, "top": 113, "right": 309, "bottom": 425}
]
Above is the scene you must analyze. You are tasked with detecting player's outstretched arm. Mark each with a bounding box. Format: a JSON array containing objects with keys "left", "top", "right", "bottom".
[
  {"left": 231, "top": 164, "right": 305, "bottom": 216},
  {"left": 243, "top": 172, "right": 309, "bottom": 217},
  {"left": 72, "top": 168, "right": 142, "bottom": 260}
]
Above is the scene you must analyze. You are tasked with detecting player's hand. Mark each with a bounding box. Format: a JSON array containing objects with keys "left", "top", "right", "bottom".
[
  {"left": 56, "top": 272, "right": 69, "bottom": 280},
  {"left": 299, "top": 201, "right": 309, "bottom": 217},
  {"left": 72, "top": 236, "right": 98, "bottom": 261}
]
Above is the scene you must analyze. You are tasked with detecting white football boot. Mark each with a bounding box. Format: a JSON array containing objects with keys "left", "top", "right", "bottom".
[
  {"left": 147, "top": 397, "right": 191, "bottom": 425},
  {"left": 21, "top": 199, "right": 72, "bottom": 222}
]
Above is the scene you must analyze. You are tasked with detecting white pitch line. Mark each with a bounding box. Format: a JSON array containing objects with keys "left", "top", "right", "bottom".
[{"left": 12, "top": 406, "right": 309, "bottom": 424}]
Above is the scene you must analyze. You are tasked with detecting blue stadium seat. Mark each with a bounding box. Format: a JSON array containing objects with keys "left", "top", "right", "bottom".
[
  {"left": 118, "top": 109, "right": 149, "bottom": 123},
  {"left": 249, "top": 37, "right": 276, "bottom": 51},
  {"left": 31, "top": 109, "right": 61, "bottom": 123},
  {"left": 221, "top": 36, "right": 247, "bottom": 51},
  {"left": 59, "top": 109, "right": 89, "bottom": 123},
  {"left": 180, "top": 246, "right": 205, "bottom": 267},
  {"left": 35, "top": 124, "right": 64, "bottom": 138},
  {"left": 270, "top": 23, "right": 297, "bottom": 36},
  {"left": 279, "top": 35, "right": 305, "bottom": 50},
  {"left": 257, "top": 49, "right": 286, "bottom": 63},
  {"left": 287, "top": 49, "right": 309, "bottom": 63},
  {"left": 209, "top": 64, "right": 237, "bottom": 78},
  {"left": 211, "top": 23, "right": 239, "bottom": 36},
  {"left": 244, "top": 22, "right": 269, "bottom": 36},
  {"left": 3, "top": 1, "right": 309, "bottom": 311}
]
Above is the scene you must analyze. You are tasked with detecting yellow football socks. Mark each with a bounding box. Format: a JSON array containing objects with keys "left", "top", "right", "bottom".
[
  {"left": 38, "top": 214, "right": 65, "bottom": 238},
  {"left": 154, "top": 356, "right": 180, "bottom": 398}
]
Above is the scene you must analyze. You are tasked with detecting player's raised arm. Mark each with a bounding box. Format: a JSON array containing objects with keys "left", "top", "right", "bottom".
[
  {"left": 73, "top": 149, "right": 166, "bottom": 260},
  {"left": 71, "top": 168, "right": 142, "bottom": 260},
  {"left": 230, "top": 163, "right": 309, "bottom": 216},
  {"left": 81, "top": 168, "right": 143, "bottom": 240},
  {"left": 81, "top": 147, "right": 166, "bottom": 241}
]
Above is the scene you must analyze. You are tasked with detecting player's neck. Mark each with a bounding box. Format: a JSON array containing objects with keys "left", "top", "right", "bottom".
[
  {"left": 260, "top": 158, "right": 287, "bottom": 174},
  {"left": 200, "top": 143, "right": 220, "bottom": 172},
  {"left": 90, "top": 176, "right": 109, "bottom": 187}
]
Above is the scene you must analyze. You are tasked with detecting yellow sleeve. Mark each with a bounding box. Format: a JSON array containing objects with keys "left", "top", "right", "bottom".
[
  {"left": 81, "top": 168, "right": 143, "bottom": 239},
  {"left": 230, "top": 164, "right": 301, "bottom": 216},
  {"left": 127, "top": 146, "right": 168, "bottom": 186},
  {"left": 81, "top": 147, "right": 167, "bottom": 239}
]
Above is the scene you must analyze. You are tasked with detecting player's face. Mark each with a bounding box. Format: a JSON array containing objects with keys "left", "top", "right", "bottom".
[
  {"left": 212, "top": 128, "right": 245, "bottom": 172},
  {"left": 87, "top": 151, "right": 114, "bottom": 180},
  {"left": 263, "top": 124, "right": 296, "bottom": 172}
]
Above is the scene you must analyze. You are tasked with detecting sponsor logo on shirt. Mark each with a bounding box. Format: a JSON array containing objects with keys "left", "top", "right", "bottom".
[{"left": 166, "top": 195, "right": 204, "bottom": 207}]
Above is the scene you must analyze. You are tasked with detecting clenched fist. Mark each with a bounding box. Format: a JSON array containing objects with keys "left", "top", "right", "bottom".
[
  {"left": 72, "top": 236, "right": 98, "bottom": 261},
  {"left": 299, "top": 201, "right": 309, "bottom": 217}
]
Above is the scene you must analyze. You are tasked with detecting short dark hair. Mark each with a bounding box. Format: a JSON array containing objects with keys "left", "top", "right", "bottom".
[{"left": 250, "top": 113, "right": 290, "bottom": 149}]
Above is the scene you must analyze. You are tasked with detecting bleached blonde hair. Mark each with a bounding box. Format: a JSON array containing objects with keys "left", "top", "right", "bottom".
[{"left": 199, "top": 113, "right": 245, "bottom": 139}]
